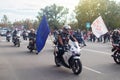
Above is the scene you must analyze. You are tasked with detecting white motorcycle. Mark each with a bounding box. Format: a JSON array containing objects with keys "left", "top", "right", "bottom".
[{"left": 53, "top": 40, "right": 82, "bottom": 75}]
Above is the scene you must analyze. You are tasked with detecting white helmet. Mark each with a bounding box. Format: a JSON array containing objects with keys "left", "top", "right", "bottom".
[
  {"left": 63, "top": 25, "right": 71, "bottom": 30},
  {"left": 30, "top": 28, "right": 35, "bottom": 32}
]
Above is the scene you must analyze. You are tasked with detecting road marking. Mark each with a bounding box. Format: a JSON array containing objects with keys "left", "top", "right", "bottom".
[
  {"left": 83, "top": 66, "right": 103, "bottom": 74},
  {"left": 83, "top": 48, "right": 111, "bottom": 55}
]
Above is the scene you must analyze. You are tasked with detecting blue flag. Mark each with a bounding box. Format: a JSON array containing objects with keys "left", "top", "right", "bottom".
[{"left": 36, "top": 15, "right": 50, "bottom": 53}]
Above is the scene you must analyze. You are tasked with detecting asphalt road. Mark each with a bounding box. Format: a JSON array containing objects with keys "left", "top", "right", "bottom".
[{"left": 0, "top": 36, "right": 120, "bottom": 80}]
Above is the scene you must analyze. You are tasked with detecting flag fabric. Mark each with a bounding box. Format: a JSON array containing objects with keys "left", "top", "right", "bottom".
[
  {"left": 91, "top": 16, "right": 108, "bottom": 38},
  {"left": 36, "top": 15, "right": 50, "bottom": 53}
]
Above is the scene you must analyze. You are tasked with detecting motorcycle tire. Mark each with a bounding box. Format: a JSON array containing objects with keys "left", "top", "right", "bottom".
[
  {"left": 7, "top": 39, "right": 10, "bottom": 42},
  {"left": 30, "top": 49, "right": 33, "bottom": 53},
  {"left": 113, "top": 51, "right": 120, "bottom": 64},
  {"left": 54, "top": 52, "right": 61, "bottom": 67},
  {"left": 55, "top": 57, "right": 61, "bottom": 67},
  {"left": 7, "top": 38, "right": 10, "bottom": 42},
  {"left": 71, "top": 59, "right": 82, "bottom": 75},
  {"left": 14, "top": 42, "right": 16, "bottom": 46},
  {"left": 18, "top": 42, "right": 20, "bottom": 47}
]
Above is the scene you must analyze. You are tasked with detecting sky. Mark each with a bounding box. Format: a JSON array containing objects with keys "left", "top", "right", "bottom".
[
  {"left": 0, "top": 0, "right": 79, "bottom": 22},
  {"left": 0, "top": 0, "right": 120, "bottom": 22}
]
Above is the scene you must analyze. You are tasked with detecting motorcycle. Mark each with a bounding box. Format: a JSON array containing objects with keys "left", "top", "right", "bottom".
[
  {"left": 53, "top": 40, "right": 82, "bottom": 75},
  {"left": 111, "top": 41, "right": 120, "bottom": 64},
  {"left": 22, "top": 32, "right": 28, "bottom": 40},
  {"left": 13, "top": 34, "right": 20, "bottom": 47},
  {"left": 27, "top": 38, "right": 37, "bottom": 54},
  {"left": 6, "top": 33, "right": 11, "bottom": 42}
]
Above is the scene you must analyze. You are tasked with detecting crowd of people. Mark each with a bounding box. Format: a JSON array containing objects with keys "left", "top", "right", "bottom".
[
  {"left": 52, "top": 26, "right": 120, "bottom": 64},
  {"left": 53, "top": 28, "right": 120, "bottom": 45},
  {"left": 0, "top": 25, "right": 120, "bottom": 75},
  {"left": 1, "top": 25, "right": 120, "bottom": 59}
]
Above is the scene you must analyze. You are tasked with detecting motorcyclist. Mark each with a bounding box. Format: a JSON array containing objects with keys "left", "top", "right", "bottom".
[
  {"left": 12, "top": 28, "right": 18, "bottom": 43},
  {"left": 53, "top": 29, "right": 63, "bottom": 45},
  {"left": 6, "top": 30, "right": 11, "bottom": 42},
  {"left": 73, "top": 29, "right": 86, "bottom": 46},
  {"left": 111, "top": 29, "right": 120, "bottom": 47},
  {"left": 28, "top": 29, "right": 36, "bottom": 40},
  {"left": 27, "top": 29, "right": 36, "bottom": 51},
  {"left": 57, "top": 25, "right": 77, "bottom": 63},
  {"left": 6, "top": 30, "right": 10, "bottom": 35},
  {"left": 111, "top": 30, "right": 120, "bottom": 57},
  {"left": 22, "top": 30, "right": 28, "bottom": 40}
]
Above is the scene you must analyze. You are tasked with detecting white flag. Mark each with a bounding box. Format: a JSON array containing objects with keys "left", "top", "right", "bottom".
[{"left": 91, "top": 16, "right": 108, "bottom": 38}]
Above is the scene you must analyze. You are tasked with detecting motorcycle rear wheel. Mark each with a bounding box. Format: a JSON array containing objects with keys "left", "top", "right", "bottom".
[
  {"left": 113, "top": 51, "right": 120, "bottom": 64},
  {"left": 18, "top": 42, "right": 20, "bottom": 47}
]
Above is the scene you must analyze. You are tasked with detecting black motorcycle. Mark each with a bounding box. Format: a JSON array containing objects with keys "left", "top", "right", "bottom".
[
  {"left": 27, "top": 38, "right": 37, "bottom": 54},
  {"left": 13, "top": 36, "right": 20, "bottom": 47},
  {"left": 111, "top": 42, "right": 120, "bottom": 64},
  {"left": 22, "top": 32, "right": 27, "bottom": 40},
  {"left": 6, "top": 34, "right": 11, "bottom": 42}
]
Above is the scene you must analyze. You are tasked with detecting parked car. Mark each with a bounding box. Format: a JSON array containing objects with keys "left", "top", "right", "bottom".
[
  {"left": 0, "top": 28, "right": 11, "bottom": 36},
  {"left": 0, "top": 29, "right": 7, "bottom": 36}
]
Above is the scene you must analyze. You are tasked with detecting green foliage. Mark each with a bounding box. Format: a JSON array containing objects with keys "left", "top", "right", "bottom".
[
  {"left": 105, "top": 1, "right": 120, "bottom": 29},
  {"left": 1, "top": 15, "right": 8, "bottom": 23},
  {"left": 0, "top": 15, "right": 11, "bottom": 27},
  {"left": 75, "top": 0, "right": 120, "bottom": 29},
  {"left": 36, "top": 4, "right": 69, "bottom": 30}
]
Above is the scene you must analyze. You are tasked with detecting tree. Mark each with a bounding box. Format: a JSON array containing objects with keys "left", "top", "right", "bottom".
[
  {"left": 67, "top": 12, "right": 78, "bottom": 29},
  {"left": 75, "top": 0, "right": 120, "bottom": 29},
  {"left": 23, "top": 19, "right": 33, "bottom": 29},
  {"left": 75, "top": 0, "right": 108, "bottom": 29},
  {"left": 33, "top": 20, "right": 39, "bottom": 30},
  {"left": 13, "top": 19, "right": 35, "bottom": 30},
  {"left": 36, "top": 4, "right": 69, "bottom": 29},
  {"left": 13, "top": 21, "right": 23, "bottom": 29},
  {"left": 1, "top": 15, "right": 10, "bottom": 27},
  {"left": 104, "top": 1, "right": 120, "bottom": 29}
]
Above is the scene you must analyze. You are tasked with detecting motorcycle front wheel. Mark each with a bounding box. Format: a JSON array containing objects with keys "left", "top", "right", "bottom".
[
  {"left": 71, "top": 59, "right": 82, "bottom": 75},
  {"left": 113, "top": 51, "right": 120, "bottom": 64},
  {"left": 54, "top": 51, "right": 61, "bottom": 67},
  {"left": 7, "top": 38, "right": 10, "bottom": 42}
]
